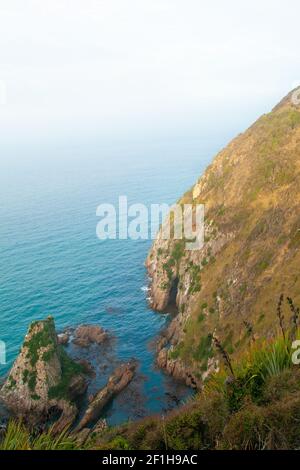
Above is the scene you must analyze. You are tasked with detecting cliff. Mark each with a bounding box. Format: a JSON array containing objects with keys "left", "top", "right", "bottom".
[
  {"left": 0, "top": 317, "right": 87, "bottom": 431},
  {"left": 146, "top": 88, "right": 300, "bottom": 386}
]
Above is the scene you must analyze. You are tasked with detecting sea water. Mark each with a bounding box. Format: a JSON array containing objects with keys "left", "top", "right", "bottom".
[{"left": 0, "top": 136, "right": 213, "bottom": 424}]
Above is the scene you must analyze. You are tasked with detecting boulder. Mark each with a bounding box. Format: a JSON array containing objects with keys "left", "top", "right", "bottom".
[
  {"left": 73, "top": 325, "right": 108, "bottom": 348},
  {"left": 57, "top": 333, "right": 70, "bottom": 346}
]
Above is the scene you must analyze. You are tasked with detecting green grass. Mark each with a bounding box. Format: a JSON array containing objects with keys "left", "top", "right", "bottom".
[
  {"left": 24, "top": 317, "right": 56, "bottom": 367},
  {"left": 188, "top": 263, "right": 202, "bottom": 294},
  {"left": 206, "top": 333, "right": 296, "bottom": 412},
  {"left": 0, "top": 421, "right": 85, "bottom": 450},
  {"left": 169, "top": 342, "right": 184, "bottom": 360},
  {"left": 197, "top": 313, "right": 205, "bottom": 323},
  {"left": 163, "top": 258, "right": 175, "bottom": 281},
  {"left": 48, "top": 347, "right": 84, "bottom": 400},
  {"left": 8, "top": 376, "right": 16, "bottom": 390},
  {"left": 241, "top": 336, "right": 292, "bottom": 383},
  {"left": 193, "top": 334, "right": 213, "bottom": 364},
  {"left": 171, "top": 241, "right": 185, "bottom": 263},
  {"left": 254, "top": 251, "right": 273, "bottom": 275},
  {"left": 28, "top": 371, "right": 37, "bottom": 392}
]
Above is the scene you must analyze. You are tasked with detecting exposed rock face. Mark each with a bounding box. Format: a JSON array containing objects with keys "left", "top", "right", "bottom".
[
  {"left": 72, "top": 419, "right": 108, "bottom": 445},
  {"left": 0, "top": 317, "right": 87, "bottom": 430},
  {"left": 92, "top": 418, "right": 108, "bottom": 434},
  {"left": 57, "top": 333, "right": 70, "bottom": 346},
  {"left": 75, "top": 361, "right": 137, "bottom": 431},
  {"left": 72, "top": 325, "right": 108, "bottom": 348},
  {"left": 147, "top": 89, "right": 300, "bottom": 385}
]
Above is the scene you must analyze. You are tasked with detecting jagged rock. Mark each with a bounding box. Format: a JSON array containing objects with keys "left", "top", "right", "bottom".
[
  {"left": 51, "top": 401, "right": 78, "bottom": 434},
  {"left": 156, "top": 336, "right": 168, "bottom": 351},
  {"left": 92, "top": 418, "right": 108, "bottom": 434},
  {"left": 73, "top": 325, "right": 108, "bottom": 348},
  {"left": 57, "top": 333, "right": 70, "bottom": 346},
  {"left": 0, "top": 317, "right": 87, "bottom": 429},
  {"left": 75, "top": 361, "right": 137, "bottom": 431},
  {"left": 88, "top": 394, "right": 95, "bottom": 403},
  {"left": 68, "top": 374, "right": 88, "bottom": 401},
  {"left": 157, "top": 348, "right": 168, "bottom": 369}
]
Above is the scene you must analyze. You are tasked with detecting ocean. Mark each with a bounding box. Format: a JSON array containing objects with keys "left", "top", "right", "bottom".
[{"left": 0, "top": 137, "right": 214, "bottom": 425}]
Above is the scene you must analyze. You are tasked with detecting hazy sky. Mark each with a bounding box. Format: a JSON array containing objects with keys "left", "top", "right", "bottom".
[{"left": 0, "top": 0, "right": 300, "bottom": 143}]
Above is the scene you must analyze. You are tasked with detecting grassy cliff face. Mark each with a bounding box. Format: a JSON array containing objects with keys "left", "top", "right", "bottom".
[
  {"left": 0, "top": 317, "right": 85, "bottom": 429},
  {"left": 147, "top": 90, "right": 300, "bottom": 381}
]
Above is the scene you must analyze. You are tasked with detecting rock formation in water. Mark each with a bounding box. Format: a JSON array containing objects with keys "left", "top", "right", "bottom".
[
  {"left": 146, "top": 88, "right": 300, "bottom": 387},
  {"left": 72, "top": 324, "right": 108, "bottom": 348},
  {"left": 75, "top": 360, "right": 137, "bottom": 432},
  {"left": 0, "top": 317, "right": 87, "bottom": 431},
  {"left": 0, "top": 317, "right": 138, "bottom": 436}
]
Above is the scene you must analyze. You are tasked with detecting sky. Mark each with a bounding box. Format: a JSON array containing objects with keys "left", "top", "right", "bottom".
[{"left": 0, "top": 0, "right": 300, "bottom": 148}]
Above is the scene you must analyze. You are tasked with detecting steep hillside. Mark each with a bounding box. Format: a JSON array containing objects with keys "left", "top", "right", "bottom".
[
  {"left": 92, "top": 328, "right": 300, "bottom": 450},
  {"left": 146, "top": 88, "right": 300, "bottom": 386}
]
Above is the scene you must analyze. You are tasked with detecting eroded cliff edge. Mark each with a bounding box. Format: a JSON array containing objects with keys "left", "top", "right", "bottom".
[{"left": 146, "top": 89, "right": 300, "bottom": 387}]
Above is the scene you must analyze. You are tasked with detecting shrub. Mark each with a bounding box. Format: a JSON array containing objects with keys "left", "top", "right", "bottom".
[{"left": 221, "top": 403, "right": 266, "bottom": 450}]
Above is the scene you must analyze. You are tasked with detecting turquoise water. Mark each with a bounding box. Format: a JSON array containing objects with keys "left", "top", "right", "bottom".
[{"left": 0, "top": 138, "right": 212, "bottom": 424}]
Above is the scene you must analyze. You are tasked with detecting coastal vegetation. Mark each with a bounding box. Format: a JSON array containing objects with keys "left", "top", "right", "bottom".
[
  {"left": 89, "top": 308, "right": 300, "bottom": 450},
  {"left": 2, "top": 306, "right": 300, "bottom": 450},
  {"left": 0, "top": 422, "right": 84, "bottom": 450},
  {"left": 146, "top": 89, "right": 300, "bottom": 388},
  {"left": 2, "top": 90, "right": 300, "bottom": 450}
]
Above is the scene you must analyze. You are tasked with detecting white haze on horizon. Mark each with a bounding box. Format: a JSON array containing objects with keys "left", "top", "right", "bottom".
[{"left": 0, "top": 0, "right": 300, "bottom": 154}]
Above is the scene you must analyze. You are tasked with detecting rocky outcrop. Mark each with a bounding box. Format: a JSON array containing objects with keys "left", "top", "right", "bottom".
[
  {"left": 0, "top": 317, "right": 87, "bottom": 430},
  {"left": 75, "top": 361, "right": 137, "bottom": 431},
  {"left": 73, "top": 419, "right": 108, "bottom": 446},
  {"left": 72, "top": 325, "right": 108, "bottom": 348},
  {"left": 57, "top": 332, "right": 70, "bottom": 346},
  {"left": 147, "top": 89, "right": 300, "bottom": 386}
]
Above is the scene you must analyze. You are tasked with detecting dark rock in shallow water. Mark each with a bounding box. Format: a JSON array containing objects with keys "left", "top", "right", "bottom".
[
  {"left": 75, "top": 360, "right": 137, "bottom": 431},
  {"left": 72, "top": 325, "right": 108, "bottom": 348},
  {"left": 105, "top": 306, "right": 123, "bottom": 314}
]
